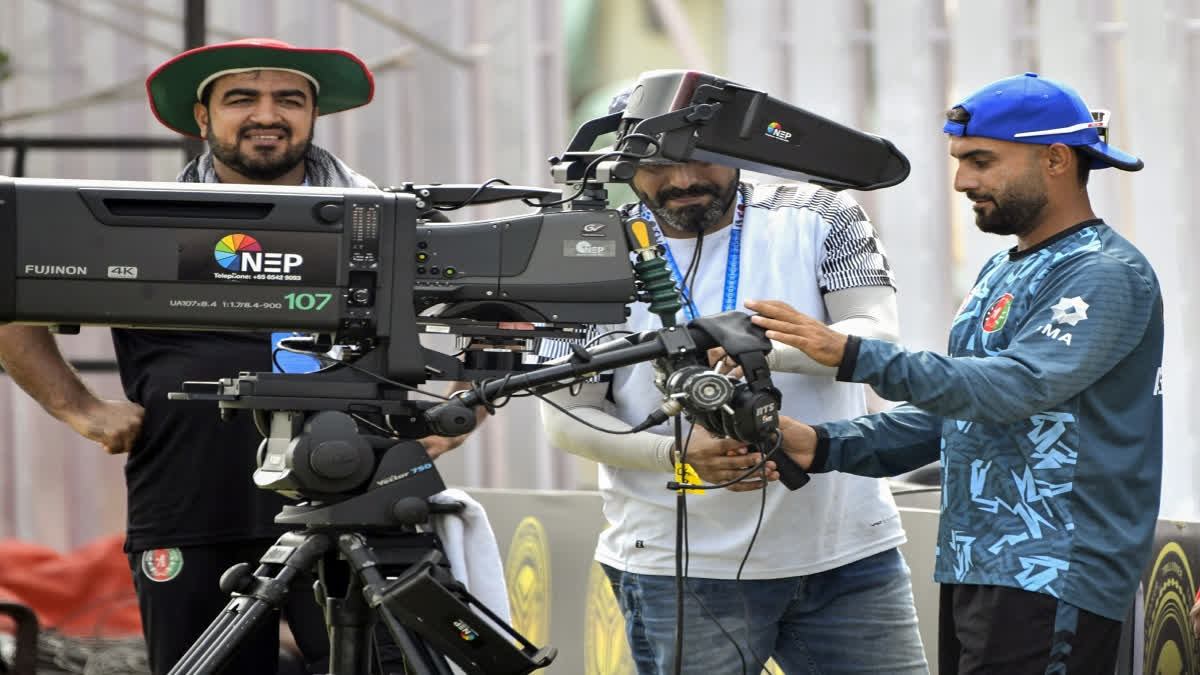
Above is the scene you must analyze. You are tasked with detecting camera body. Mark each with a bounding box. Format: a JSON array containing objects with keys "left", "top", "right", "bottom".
[{"left": 0, "top": 178, "right": 636, "bottom": 381}]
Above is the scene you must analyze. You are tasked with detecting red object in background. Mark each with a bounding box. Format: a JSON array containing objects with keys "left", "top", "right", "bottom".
[{"left": 0, "top": 534, "right": 142, "bottom": 637}]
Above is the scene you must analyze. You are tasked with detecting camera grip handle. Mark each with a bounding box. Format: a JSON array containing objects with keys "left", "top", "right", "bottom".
[{"left": 771, "top": 448, "right": 811, "bottom": 490}]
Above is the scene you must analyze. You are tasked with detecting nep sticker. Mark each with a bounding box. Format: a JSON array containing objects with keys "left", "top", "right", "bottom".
[
  {"left": 141, "top": 548, "right": 184, "bottom": 582},
  {"left": 982, "top": 293, "right": 1014, "bottom": 333}
]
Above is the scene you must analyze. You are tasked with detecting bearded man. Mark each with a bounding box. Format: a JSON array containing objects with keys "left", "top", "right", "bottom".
[{"left": 536, "top": 87, "right": 929, "bottom": 674}]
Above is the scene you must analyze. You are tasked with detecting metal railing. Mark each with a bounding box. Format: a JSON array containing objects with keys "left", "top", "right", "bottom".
[{"left": 0, "top": 136, "right": 186, "bottom": 176}]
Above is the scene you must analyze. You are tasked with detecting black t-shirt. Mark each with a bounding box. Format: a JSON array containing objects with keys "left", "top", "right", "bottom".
[{"left": 111, "top": 328, "right": 291, "bottom": 551}]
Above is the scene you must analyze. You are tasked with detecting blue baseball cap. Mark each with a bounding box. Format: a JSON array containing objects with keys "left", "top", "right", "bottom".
[{"left": 944, "top": 72, "right": 1142, "bottom": 171}]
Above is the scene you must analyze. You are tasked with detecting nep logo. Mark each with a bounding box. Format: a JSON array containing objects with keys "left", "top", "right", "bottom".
[
  {"left": 452, "top": 618, "right": 479, "bottom": 641},
  {"left": 214, "top": 233, "right": 304, "bottom": 274},
  {"left": 765, "top": 121, "right": 793, "bottom": 142}
]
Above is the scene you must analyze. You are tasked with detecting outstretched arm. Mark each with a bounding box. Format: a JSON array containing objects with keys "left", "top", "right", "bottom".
[
  {"left": 747, "top": 255, "right": 1158, "bottom": 424},
  {"left": 711, "top": 285, "right": 899, "bottom": 377},
  {"left": 771, "top": 405, "right": 943, "bottom": 478}
]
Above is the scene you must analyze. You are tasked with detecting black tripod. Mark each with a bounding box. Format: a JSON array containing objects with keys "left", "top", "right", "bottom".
[{"left": 166, "top": 469, "right": 556, "bottom": 675}]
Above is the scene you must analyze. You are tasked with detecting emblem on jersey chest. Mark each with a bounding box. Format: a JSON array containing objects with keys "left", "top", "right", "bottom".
[
  {"left": 1036, "top": 296, "right": 1090, "bottom": 347},
  {"left": 982, "top": 293, "right": 1014, "bottom": 333}
]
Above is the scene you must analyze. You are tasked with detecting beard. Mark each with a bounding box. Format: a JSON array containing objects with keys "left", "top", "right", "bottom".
[
  {"left": 207, "top": 120, "right": 313, "bottom": 182},
  {"left": 635, "top": 173, "right": 739, "bottom": 235},
  {"left": 968, "top": 170, "right": 1048, "bottom": 237}
]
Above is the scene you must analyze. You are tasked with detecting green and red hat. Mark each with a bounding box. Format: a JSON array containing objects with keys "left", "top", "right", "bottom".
[{"left": 146, "top": 38, "right": 374, "bottom": 139}]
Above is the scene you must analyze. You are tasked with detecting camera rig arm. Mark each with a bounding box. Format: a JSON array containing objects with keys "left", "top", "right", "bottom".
[{"left": 425, "top": 311, "right": 810, "bottom": 490}]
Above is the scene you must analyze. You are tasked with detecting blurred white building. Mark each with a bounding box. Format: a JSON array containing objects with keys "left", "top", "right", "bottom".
[{"left": 1, "top": 0, "right": 1196, "bottom": 550}]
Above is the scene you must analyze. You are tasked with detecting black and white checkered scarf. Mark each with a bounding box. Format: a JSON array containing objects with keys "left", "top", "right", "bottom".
[{"left": 177, "top": 143, "right": 376, "bottom": 188}]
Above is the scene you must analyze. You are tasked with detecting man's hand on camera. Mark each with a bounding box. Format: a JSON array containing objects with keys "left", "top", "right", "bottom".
[
  {"left": 419, "top": 380, "right": 491, "bottom": 459},
  {"left": 680, "top": 425, "right": 768, "bottom": 492},
  {"left": 767, "top": 415, "right": 818, "bottom": 475},
  {"left": 64, "top": 399, "right": 144, "bottom": 455},
  {"left": 418, "top": 433, "right": 471, "bottom": 460},
  {"left": 706, "top": 347, "right": 744, "bottom": 379},
  {"left": 745, "top": 299, "right": 847, "bottom": 368}
]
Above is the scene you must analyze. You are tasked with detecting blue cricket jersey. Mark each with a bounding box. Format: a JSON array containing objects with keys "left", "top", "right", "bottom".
[{"left": 814, "top": 220, "right": 1164, "bottom": 621}]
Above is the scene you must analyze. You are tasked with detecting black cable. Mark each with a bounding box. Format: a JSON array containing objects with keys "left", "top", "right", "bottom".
[
  {"left": 275, "top": 340, "right": 454, "bottom": 400},
  {"left": 432, "top": 177, "right": 513, "bottom": 211},
  {"left": 677, "top": 229, "right": 704, "bottom": 320},
  {"left": 666, "top": 433, "right": 783, "bottom": 492},
  {"left": 523, "top": 134, "right": 663, "bottom": 208},
  {"left": 734, "top": 467, "right": 774, "bottom": 674},
  {"left": 584, "top": 329, "right": 635, "bottom": 348},
  {"left": 737, "top": 472, "right": 769, "bottom": 582},
  {"left": 672, "top": 417, "right": 686, "bottom": 675},
  {"left": 532, "top": 392, "right": 643, "bottom": 435},
  {"left": 667, "top": 431, "right": 783, "bottom": 674},
  {"left": 352, "top": 413, "right": 399, "bottom": 438},
  {"left": 272, "top": 339, "right": 346, "bottom": 377},
  {"left": 565, "top": 330, "right": 635, "bottom": 396},
  {"left": 615, "top": 132, "right": 665, "bottom": 161},
  {"left": 271, "top": 348, "right": 287, "bottom": 374},
  {"left": 671, "top": 424, "right": 751, "bottom": 675}
]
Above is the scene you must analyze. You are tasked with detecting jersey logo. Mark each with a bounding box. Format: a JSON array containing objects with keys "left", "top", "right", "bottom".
[
  {"left": 1038, "top": 323, "right": 1074, "bottom": 346},
  {"left": 1050, "top": 296, "right": 1089, "bottom": 326},
  {"left": 1037, "top": 296, "right": 1089, "bottom": 347},
  {"left": 141, "top": 548, "right": 184, "bottom": 582},
  {"left": 982, "top": 293, "right": 1014, "bottom": 332}
]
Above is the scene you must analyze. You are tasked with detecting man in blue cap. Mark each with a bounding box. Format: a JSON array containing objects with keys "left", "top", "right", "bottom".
[{"left": 742, "top": 72, "right": 1162, "bottom": 673}]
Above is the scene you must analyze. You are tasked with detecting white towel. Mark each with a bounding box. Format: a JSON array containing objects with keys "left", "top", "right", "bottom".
[{"left": 427, "top": 488, "right": 512, "bottom": 624}]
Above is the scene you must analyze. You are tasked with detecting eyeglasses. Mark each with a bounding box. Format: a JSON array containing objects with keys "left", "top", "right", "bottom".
[{"left": 1013, "top": 109, "right": 1110, "bottom": 144}]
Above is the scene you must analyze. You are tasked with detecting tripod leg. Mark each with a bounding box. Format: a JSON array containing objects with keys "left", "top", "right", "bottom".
[
  {"left": 170, "top": 596, "right": 279, "bottom": 674},
  {"left": 372, "top": 605, "right": 454, "bottom": 675},
  {"left": 328, "top": 534, "right": 453, "bottom": 675},
  {"left": 323, "top": 593, "right": 373, "bottom": 675},
  {"left": 168, "top": 532, "right": 332, "bottom": 675},
  {"left": 319, "top": 547, "right": 451, "bottom": 675}
]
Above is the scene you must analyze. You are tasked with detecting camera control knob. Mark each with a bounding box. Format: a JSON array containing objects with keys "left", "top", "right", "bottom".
[{"left": 315, "top": 203, "right": 344, "bottom": 224}]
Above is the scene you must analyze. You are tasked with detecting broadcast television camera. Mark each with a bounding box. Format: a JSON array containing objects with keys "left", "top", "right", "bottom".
[
  {"left": 0, "top": 70, "right": 910, "bottom": 674},
  {"left": 0, "top": 66, "right": 913, "bottom": 504},
  {"left": 0, "top": 68, "right": 908, "bottom": 430}
]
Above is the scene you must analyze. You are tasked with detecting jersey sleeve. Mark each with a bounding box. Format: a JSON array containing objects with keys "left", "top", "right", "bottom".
[
  {"left": 814, "top": 403, "right": 943, "bottom": 477},
  {"left": 847, "top": 252, "right": 1159, "bottom": 423},
  {"left": 817, "top": 190, "right": 896, "bottom": 293}
]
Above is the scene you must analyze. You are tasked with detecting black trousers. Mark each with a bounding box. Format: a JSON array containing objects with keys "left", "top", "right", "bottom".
[
  {"left": 938, "top": 583, "right": 1122, "bottom": 674},
  {"left": 130, "top": 540, "right": 330, "bottom": 675}
]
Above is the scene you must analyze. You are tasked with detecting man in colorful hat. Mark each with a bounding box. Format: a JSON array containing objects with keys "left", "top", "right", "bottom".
[
  {"left": 0, "top": 38, "right": 436, "bottom": 674},
  {"left": 748, "top": 72, "right": 1162, "bottom": 673},
  {"left": 148, "top": 37, "right": 376, "bottom": 186}
]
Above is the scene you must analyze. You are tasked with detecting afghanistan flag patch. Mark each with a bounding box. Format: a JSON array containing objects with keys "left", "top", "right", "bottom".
[
  {"left": 141, "top": 548, "right": 184, "bottom": 582},
  {"left": 982, "top": 293, "right": 1014, "bottom": 333}
]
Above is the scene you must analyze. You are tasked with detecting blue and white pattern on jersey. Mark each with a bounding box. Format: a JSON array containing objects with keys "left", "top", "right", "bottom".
[{"left": 821, "top": 220, "right": 1164, "bottom": 621}]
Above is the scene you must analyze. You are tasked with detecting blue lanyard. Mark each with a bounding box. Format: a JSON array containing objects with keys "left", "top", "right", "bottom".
[{"left": 641, "top": 191, "right": 744, "bottom": 321}]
